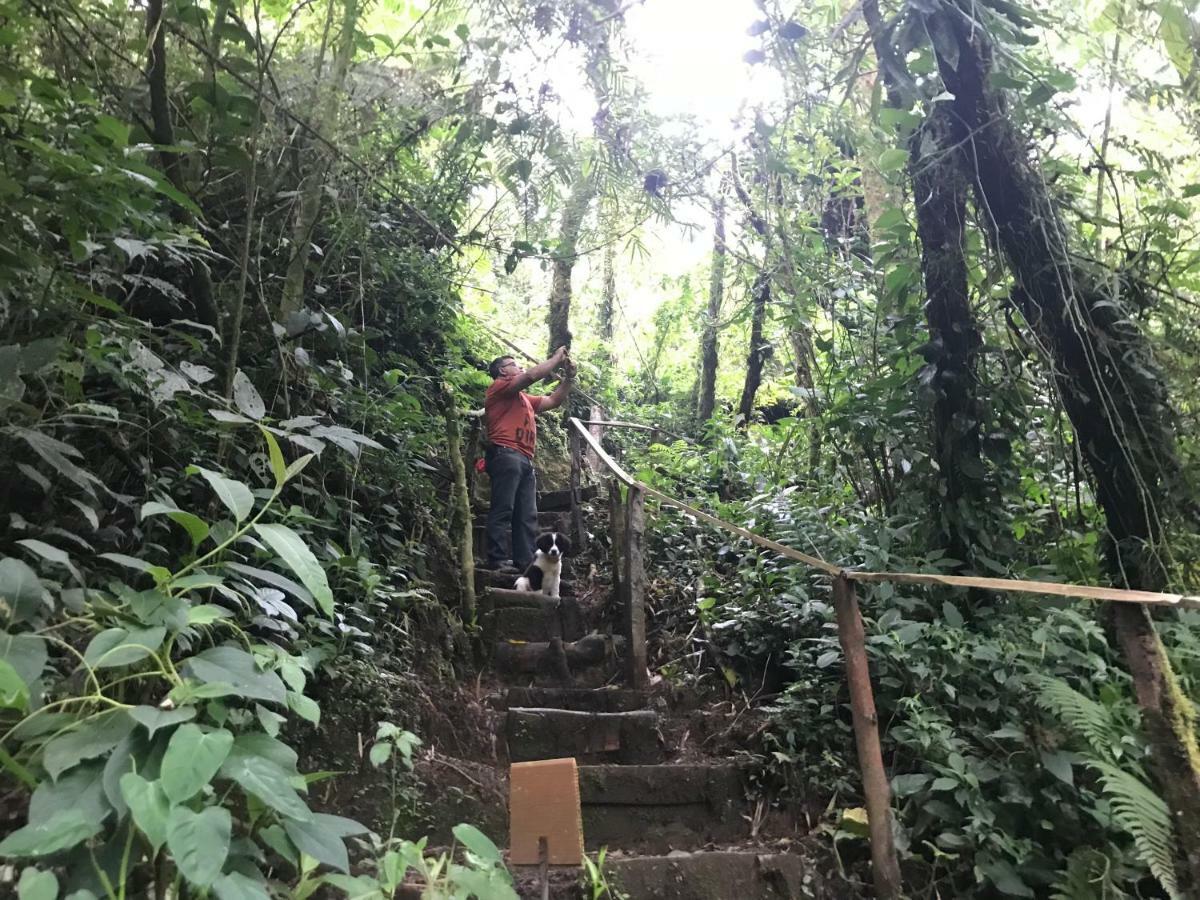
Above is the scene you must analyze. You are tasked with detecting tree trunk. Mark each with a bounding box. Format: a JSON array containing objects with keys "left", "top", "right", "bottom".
[
  {"left": 697, "top": 190, "right": 726, "bottom": 422},
  {"left": 863, "top": 0, "right": 986, "bottom": 573},
  {"left": 913, "top": 5, "right": 1200, "bottom": 886},
  {"left": 737, "top": 272, "right": 771, "bottom": 425},
  {"left": 279, "top": 0, "right": 359, "bottom": 317},
  {"left": 145, "top": 0, "right": 218, "bottom": 330},
  {"left": 547, "top": 170, "right": 595, "bottom": 355},
  {"left": 909, "top": 105, "right": 985, "bottom": 571}
]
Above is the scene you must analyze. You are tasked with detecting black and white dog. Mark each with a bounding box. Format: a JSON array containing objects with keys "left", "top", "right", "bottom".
[{"left": 514, "top": 532, "right": 573, "bottom": 599}]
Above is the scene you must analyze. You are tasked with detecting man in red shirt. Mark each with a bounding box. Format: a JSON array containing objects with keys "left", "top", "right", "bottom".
[{"left": 482, "top": 345, "right": 574, "bottom": 570}]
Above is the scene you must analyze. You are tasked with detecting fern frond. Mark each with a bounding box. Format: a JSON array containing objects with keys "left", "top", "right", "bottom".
[
  {"left": 1031, "top": 677, "right": 1124, "bottom": 763},
  {"left": 1089, "top": 761, "right": 1180, "bottom": 900}
]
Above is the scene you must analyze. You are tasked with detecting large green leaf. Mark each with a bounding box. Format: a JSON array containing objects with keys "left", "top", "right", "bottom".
[
  {"left": 182, "top": 646, "right": 286, "bottom": 704},
  {"left": 0, "top": 557, "right": 44, "bottom": 623},
  {"left": 41, "top": 711, "right": 135, "bottom": 780},
  {"left": 222, "top": 754, "right": 312, "bottom": 821},
  {"left": 0, "top": 809, "right": 101, "bottom": 857},
  {"left": 449, "top": 864, "right": 519, "bottom": 900},
  {"left": 283, "top": 815, "right": 351, "bottom": 872},
  {"left": 452, "top": 823, "right": 504, "bottom": 867},
  {"left": 29, "top": 761, "right": 109, "bottom": 827},
  {"left": 83, "top": 626, "right": 165, "bottom": 669},
  {"left": 226, "top": 732, "right": 299, "bottom": 774},
  {"left": 192, "top": 467, "right": 254, "bottom": 522},
  {"left": 126, "top": 590, "right": 188, "bottom": 629},
  {"left": 188, "top": 604, "right": 233, "bottom": 625},
  {"left": 0, "top": 632, "right": 46, "bottom": 686},
  {"left": 101, "top": 733, "right": 138, "bottom": 816},
  {"left": 876, "top": 147, "right": 909, "bottom": 173},
  {"left": 17, "top": 867, "right": 58, "bottom": 900},
  {"left": 166, "top": 806, "right": 231, "bottom": 888},
  {"left": 141, "top": 501, "right": 210, "bottom": 548},
  {"left": 17, "top": 540, "right": 82, "bottom": 584},
  {"left": 320, "top": 874, "right": 382, "bottom": 897},
  {"left": 213, "top": 872, "right": 273, "bottom": 900},
  {"left": 129, "top": 705, "right": 196, "bottom": 738},
  {"left": 160, "top": 724, "right": 233, "bottom": 803},
  {"left": 98, "top": 554, "right": 171, "bottom": 585},
  {"left": 0, "top": 658, "right": 30, "bottom": 710},
  {"left": 225, "top": 563, "right": 314, "bottom": 608},
  {"left": 120, "top": 774, "right": 170, "bottom": 853},
  {"left": 258, "top": 425, "right": 288, "bottom": 486},
  {"left": 253, "top": 524, "right": 333, "bottom": 616}
]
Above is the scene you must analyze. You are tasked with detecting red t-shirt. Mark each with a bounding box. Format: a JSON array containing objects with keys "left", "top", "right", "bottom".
[{"left": 485, "top": 377, "right": 547, "bottom": 458}]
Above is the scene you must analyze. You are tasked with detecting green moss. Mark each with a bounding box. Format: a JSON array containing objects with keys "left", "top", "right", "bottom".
[{"left": 1157, "top": 633, "right": 1200, "bottom": 778}]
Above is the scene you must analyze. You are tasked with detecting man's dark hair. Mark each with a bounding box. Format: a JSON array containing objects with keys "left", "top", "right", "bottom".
[{"left": 488, "top": 356, "right": 514, "bottom": 379}]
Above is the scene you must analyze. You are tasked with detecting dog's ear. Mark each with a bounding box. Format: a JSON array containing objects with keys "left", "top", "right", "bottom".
[
  {"left": 556, "top": 533, "right": 573, "bottom": 556},
  {"left": 535, "top": 532, "right": 553, "bottom": 553}
]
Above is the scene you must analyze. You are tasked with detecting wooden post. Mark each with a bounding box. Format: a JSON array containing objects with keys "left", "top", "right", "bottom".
[
  {"left": 465, "top": 413, "right": 483, "bottom": 507},
  {"left": 585, "top": 402, "right": 604, "bottom": 471},
  {"left": 832, "top": 574, "right": 901, "bottom": 899},
  {"left": 609, "top": 479, "right": 625, "bottom": 608},
  {"left": 623, "top": 485, "right": 649, "bottom": 690},
  {"left": 568, "top": 427, "right": 587, "bottom": 552}
]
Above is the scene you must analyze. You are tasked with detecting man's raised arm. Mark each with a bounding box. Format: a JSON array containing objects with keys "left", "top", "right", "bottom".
[
  {"left": 494, "top": 346, "right": 568, "bottom": 396},
  {"left": 536, "top": 356, "right": 575, "bottom": 412}
]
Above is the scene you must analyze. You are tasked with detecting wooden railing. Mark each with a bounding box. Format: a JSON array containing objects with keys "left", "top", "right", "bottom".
[{"left": 565, "top": 415, "right": 1200, "bottom": 900}]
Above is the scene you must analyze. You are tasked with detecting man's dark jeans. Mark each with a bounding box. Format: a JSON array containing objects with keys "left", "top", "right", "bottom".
[{"left": 485, "top": 445, "right": 537, "bottom": 568}]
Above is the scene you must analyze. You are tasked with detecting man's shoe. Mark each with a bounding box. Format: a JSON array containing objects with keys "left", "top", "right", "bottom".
[{"left": 480, "top": 559, "right": 520, "bottom": 574}]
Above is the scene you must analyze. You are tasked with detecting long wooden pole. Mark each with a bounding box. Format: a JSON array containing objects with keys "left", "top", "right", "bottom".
[
  {"left": 568, "top": 416, "right": 1200, "bottom": 609},
  {"left": 580, "top": 420, "right": 688, "bottom": 443},
  {"left": 832, "top": 575, "right": 901, "bottom": 899},
  {"left": 624, "top": 485, "right": 649, "bottom": 690}
]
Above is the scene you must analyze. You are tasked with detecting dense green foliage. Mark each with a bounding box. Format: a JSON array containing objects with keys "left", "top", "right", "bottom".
[
  {"left": 3, "top": 0, "right": 1200, "bottom": 897},
  {"left": 0, "top": 0, "right": 526, "bottom": 894}
]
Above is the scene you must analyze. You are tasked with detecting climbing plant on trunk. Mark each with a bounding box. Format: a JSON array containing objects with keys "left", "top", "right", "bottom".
[
  {"left": 546, "top": 165, "right": 595, "bottom": 355},
  {"left": 863, "top": 0, "right": 989, "bottom": 581}
]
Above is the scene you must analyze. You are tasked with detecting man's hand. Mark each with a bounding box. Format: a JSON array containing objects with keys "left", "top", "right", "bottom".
[
  {"left": 497, "top": 346, "right": 568, "bottom": 397},
  {"left": 539, "top": 353, "right": 575, "bottom": 412}
]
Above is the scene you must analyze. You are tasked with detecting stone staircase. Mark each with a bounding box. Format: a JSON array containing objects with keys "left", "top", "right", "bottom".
[{"left": 478, "top": 491, "right": 818, "bottom": 900}]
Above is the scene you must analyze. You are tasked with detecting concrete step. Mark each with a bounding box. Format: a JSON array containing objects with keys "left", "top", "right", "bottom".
[
  {"left": 506, "top": 708, "right": 663, "bottom": 764},
  {"left": 484, "top": 590, "right": 586, "bottom": 642},
  {"left": 579, "top": 764, "right": 747, "bottom": 852},
  {"left": 504, "top": 686, "right": 647, "bottom": 712},
  {"left": 601, "top": 851, "right": 812, "bottom": 899}
]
